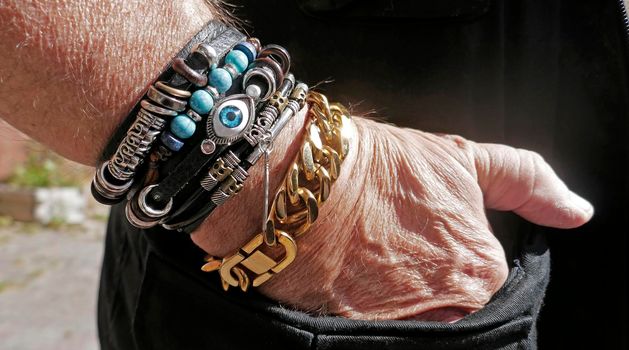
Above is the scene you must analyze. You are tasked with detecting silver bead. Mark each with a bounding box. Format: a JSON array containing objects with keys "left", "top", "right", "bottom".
[
  {"left": 204, "top": 85, "right": 220, "bottom": 100},
  {"left": 211, "top": 189, "right": 230, "bottom": 206},
  {"left": 137, "top": 184, "right": 173, "bottom": 219},
  {"left": 155, "top": 81, "right": 191, "bottom": 99},
  {"left": 200, "top": 139, "right": 216, "bottom": 155},
  {"left": 246, "top": 84, "right": 262, "bottom": 99},
  {"left": 200, "top": 172, "right": 219, "bottom": 191},
  {"left": 187, "top": 109, "right": 203, "bottom": 122},
  {"left": 125, "top": 201, "right": 160, "bottom": 229},
  {"left": 223, "top": 63, "right": 240, "bottom": 80},
  {"left": 193, "top": 43, "right": 219, "bottom": 68},
  {"left": 108, "top": 109, "right": 165, "bottom": 181},
  {"left": 231, "top": 166, "right": 248, "bottom": 183},
  {"left": 140, "top": 100, "right": 178, "bottom": 117},
  {"left": 92, "top": 162, "right": 133, "bottom": 201},
  {"left": 146, "top": 86, "right": 187, "bottom": 112},
  {"left": 222, "top": 151, "right": 241, "bottom": 168},
  {"left": 242, "top": 67, "right": 277, "bottom": 101}
]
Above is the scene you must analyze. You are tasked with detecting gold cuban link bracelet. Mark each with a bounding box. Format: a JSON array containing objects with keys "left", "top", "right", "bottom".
[{"left": 201, "top": 91, "right": 353, "bottom": 291}]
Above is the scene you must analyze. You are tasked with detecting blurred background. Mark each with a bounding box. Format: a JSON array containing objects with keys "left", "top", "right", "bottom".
[{"left": 0, "top": 120, "right": 102, "bottom": 350}]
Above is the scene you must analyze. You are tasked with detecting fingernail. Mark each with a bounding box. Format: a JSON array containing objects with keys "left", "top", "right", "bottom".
[{"left": 570, "top": 192, "right": 594, "bottom": 217}]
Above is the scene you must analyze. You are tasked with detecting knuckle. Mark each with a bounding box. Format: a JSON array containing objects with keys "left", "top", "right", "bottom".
[
  {"left": 442, "top": 133, "right": 472, "bottom": 151},
  {"left": 518, "top": 148, "right": 546, "bottom": 166}
]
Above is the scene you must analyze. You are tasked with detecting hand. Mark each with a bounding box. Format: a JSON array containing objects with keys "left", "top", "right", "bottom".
[{"left": 192, "top": 116, "right": 593, "bottom": 321}]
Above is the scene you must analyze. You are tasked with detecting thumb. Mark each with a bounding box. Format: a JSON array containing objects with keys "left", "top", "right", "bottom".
[{"left": 473, "top": 143, "right": 594, "bottom": 229}]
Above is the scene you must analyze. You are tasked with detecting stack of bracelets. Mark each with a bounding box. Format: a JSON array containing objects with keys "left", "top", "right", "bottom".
[{"left": 91, "top": 20, "right": 353, "bottom": 291}]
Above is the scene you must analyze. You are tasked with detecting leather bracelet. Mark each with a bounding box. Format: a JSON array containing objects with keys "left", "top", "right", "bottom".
[
  {"left": 161, "top": 81, "right": 310, "bottom": 233},
  {"left": 92, "top": 21, "right": 245, "bottom": 204},
  {"left": 91, "top": 19, "right": 310, "bottom": 234},
  {"left": 201, "top": 91, "right": 353, "bottom": 291}
]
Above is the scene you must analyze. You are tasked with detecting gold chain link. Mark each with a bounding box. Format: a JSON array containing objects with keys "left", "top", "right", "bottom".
[{"left": 201, "top": 92, "right": 353, "bottom": 291}]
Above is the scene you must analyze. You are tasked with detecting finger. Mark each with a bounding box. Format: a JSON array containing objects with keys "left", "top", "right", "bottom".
[{"left": 472, "top": 143, "right": 594, "bottom": 229}]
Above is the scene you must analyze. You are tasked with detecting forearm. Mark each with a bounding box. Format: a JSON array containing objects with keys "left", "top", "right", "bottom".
[{"left": 0, "top": 0, "right": 214, "bottom": 164}]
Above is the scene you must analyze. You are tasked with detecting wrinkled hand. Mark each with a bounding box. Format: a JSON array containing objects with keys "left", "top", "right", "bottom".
[{"left": 193, "top": 115, "right": 593, "bottom": 322}]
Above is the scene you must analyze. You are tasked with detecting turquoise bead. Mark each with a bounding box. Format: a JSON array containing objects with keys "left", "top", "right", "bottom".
[
  {"left": 189, "top": 90, "right": 214, "bottom": 115},
  {"left": 225, "top": 50, "right": 249, "bottom": 73},
  {"left": 209, "top": 68, "right": 233, "bottom": 93},
  {"left": 170, "top": 115, "right": 196, "bottom": 139}
]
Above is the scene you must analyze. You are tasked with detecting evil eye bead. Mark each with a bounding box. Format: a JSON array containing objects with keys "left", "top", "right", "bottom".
[
  {"left": 225, "top": 50, "right": 249, "bottom": 74},
  {"left": 207, "top": 94, "right": 255, "bottom": 144},
  {"left": 189, "top": 90, "right": 214, "bottom": 115},
  {"left": 219, "top": 106, "right": 243, "bottom": 128},
  {"left": 170, "top": 115, "right": 196, "bottom": 139},
  {"left": 209, "top": 68, "right": 232, "bottom": 93}
]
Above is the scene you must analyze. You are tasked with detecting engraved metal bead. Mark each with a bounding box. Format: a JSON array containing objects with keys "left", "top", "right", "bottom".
[
  {"left": 146, "top": 86, "right": 187, "bottom": 112},
  {"left": 155, "top": 81, "right": 192, "bottom": 99},
  {"left": 187, "top": 109, "right": 203, "bottom": 122},
  {"left": 140, "top": 101, "right": 178, "bottom": 117},
  {"left": 222, "top": 151, "right": 241, "bottom": 168},
  {"left": 211, "top": 189, "right": 230, "bottom": 206},
  {"left": 192, "top": 43, "right": 219, "bottom": 68},
  {"left": 108, "top": 109, "right": 165, "bottom": 181},
  {"left": 92, "top": 162, "right": 133, "bottom": 201},
  {"left": 223, "top": 63, "right": 240, "bottom": 80}
]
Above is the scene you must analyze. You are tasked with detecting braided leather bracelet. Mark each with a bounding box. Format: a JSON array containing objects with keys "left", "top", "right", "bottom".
[{"left": 91, "top": 20, "right": 309, "bottom": 233}]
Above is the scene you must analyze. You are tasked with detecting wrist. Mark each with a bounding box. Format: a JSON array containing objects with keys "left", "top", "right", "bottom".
[{"left": 228, "top": 119, "right": 501, "bottom": 322}]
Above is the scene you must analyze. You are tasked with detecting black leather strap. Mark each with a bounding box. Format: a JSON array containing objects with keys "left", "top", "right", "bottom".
[{"left": 99, "top": 20, "right": 241, "bottom": 163}]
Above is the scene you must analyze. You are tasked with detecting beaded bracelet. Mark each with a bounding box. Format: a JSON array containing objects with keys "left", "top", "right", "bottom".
[
  {"left": 201, "top": 92, "right": 353, "bottom": 291},
  {"left": 91, "top": 20, "right": 309, "bottom": 232},
  {"left": 92, "top": 21, "right": 246, "bottom": 204}
]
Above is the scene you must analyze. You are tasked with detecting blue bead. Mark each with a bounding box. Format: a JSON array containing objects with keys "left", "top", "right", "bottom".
[
  {"left": 189, "top": 90, "right": 214, "bottom": 115},
  {"left": 161, "top": 131, "right": 184, "bottom": 152},
  {"left": 233, "top": 42, "right": 257, "bottom": 63},
  {"left": 170, "top": 115, "right": 196, "bottom": 139},
  {"left": 225, "top": 50, "right": 249, "bottom": 74},
  {"left": 219, "top": 105, "right": 243, "bottom": 128},
  {"left": 209, "top": 68, "right": 232, "bottom": 93}
]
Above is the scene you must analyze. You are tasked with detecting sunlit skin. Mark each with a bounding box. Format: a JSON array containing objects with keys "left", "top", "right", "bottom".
[{"left": 0, "top": 0, "right": 593, "bottom": 321}]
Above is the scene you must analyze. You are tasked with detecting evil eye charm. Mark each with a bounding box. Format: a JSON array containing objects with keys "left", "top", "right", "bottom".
[{"left": 206, "top": 94, "right": 255, "bottom": 145}]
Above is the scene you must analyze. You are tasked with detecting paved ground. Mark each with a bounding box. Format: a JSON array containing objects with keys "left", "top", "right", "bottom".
[{"left": 0, "top": 204, "right": 107, "bottom": 350}]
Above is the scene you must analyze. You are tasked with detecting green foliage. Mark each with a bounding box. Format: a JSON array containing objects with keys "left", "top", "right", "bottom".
[
  {"left": 7, "top": 150, "right": 81, "bottom": 188},
  {"left": 0, "top": 215, "right": 13, "bottom": 228}
]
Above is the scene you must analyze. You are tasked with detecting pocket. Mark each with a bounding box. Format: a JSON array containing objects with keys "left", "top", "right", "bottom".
[{"left": 132, "top": 252, "right": 313, "bottom": 350}]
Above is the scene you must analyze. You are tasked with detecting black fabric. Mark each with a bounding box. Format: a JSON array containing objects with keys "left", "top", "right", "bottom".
[
  {"left": 99, "top": 203, "right": 549, "bottom": 350},
  {"left": 98, "top": 0, "right": 628, "bottom": 348}
]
